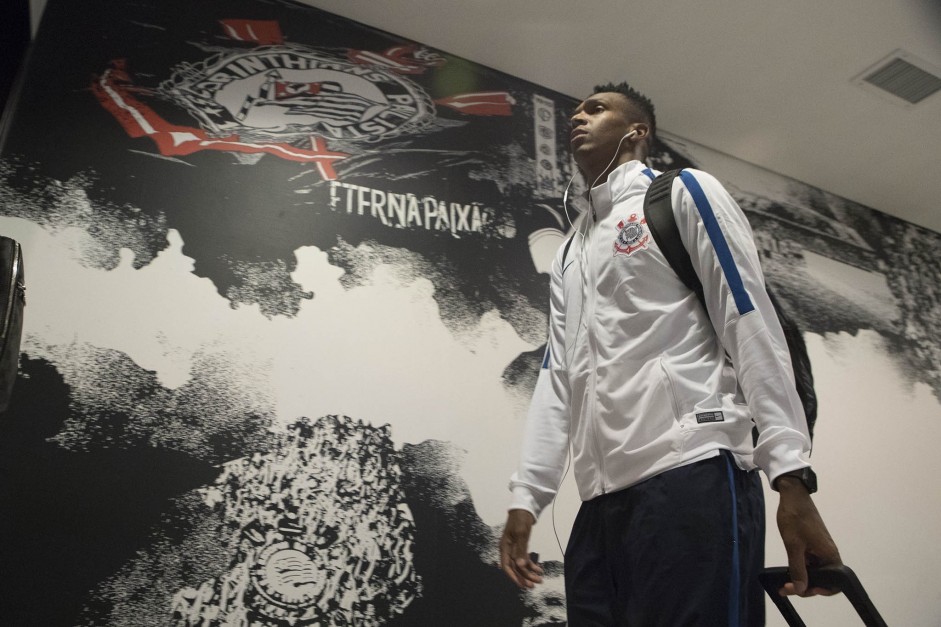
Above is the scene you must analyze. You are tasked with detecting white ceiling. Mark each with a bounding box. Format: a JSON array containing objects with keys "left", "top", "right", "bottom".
[
  {"left": 301, "top": 0, "right": 941, "bottom": 234},
  {"left": 23, "top": 0, "right": 940, "bottom": 232}
]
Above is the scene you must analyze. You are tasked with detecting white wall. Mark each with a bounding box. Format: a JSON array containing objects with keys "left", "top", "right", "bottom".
[{"left": 17, "top": 0, "right": 941, "bottom": 623}]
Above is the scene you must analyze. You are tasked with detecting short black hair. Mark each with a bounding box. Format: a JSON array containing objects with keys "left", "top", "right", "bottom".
[{"left": 592, "top": 81, "right": 656, "bottom": 139}]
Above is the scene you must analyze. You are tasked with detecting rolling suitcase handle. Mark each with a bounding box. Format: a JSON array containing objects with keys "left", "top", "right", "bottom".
[{"left": 759, "top": 565, "right": 888, "bottom": 627}]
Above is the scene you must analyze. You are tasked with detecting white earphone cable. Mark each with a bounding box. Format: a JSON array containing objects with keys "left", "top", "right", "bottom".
[{"left": 550, "top": 130, "right": 638, "bottom": 559}]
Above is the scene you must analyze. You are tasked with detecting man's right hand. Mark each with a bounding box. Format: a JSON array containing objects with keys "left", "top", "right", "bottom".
[{"left": 499, "top": 509, "right": 544, "bottom": 588}]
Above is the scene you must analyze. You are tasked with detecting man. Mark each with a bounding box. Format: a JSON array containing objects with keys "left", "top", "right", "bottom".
[{"left": 500, "top": 82, "right": 841, "bottom": 626}]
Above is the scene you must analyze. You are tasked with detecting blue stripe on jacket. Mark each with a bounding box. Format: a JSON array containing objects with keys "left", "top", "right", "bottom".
[{"left": 678, "top": 170, "right": 755, "bottom": 315}]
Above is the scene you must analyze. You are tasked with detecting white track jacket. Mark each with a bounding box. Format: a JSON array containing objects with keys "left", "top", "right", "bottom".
[{"left": 509, "top": 160, "right": 812, "bottom": 519}]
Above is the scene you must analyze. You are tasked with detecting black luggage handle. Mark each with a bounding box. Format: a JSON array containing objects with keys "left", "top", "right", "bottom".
[{"left": 759, "top": 565, "right": 888, "bottom": 626}]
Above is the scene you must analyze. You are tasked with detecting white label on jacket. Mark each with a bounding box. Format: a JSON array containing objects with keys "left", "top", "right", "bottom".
[{"left": 696, "top": 411, "right": 725, "bottom": 424}]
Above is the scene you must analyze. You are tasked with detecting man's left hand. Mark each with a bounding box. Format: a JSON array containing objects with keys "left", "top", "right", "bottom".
[{"left": 775, "top": 476, "right": 842, "bottom": 597}]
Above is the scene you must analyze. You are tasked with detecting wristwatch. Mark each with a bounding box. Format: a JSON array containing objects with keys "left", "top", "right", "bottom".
[{"left": 773, "top": 467, "right": 818, "bottom": 494}]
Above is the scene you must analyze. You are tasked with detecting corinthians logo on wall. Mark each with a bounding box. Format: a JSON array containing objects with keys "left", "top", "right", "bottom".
[
  {"left": 160, "top": 44, "right": 435, "bottom": 144},
  {"left": 92, "top": 19, "right": 448, "bottom": 180}
]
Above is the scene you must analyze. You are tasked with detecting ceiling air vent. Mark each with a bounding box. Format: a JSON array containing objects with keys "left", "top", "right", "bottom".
[{"left": 853, "top": 50, "right": 941, "bottom": 106}]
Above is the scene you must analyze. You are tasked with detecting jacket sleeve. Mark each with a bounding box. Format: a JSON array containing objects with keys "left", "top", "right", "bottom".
[
  {"left": 672, "top": 169, "right": 812, "bottom": 484},
  {"left": 507, "top": 240, "right": 571, "bottom": 520}
]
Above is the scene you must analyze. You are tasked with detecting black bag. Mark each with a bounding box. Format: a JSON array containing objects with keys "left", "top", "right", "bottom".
[
  {"left": 644, "top": 169, "right": 818, "bottom": 439},
  {"left": 0, "top": 236, "right": 25, "bottom": 413}
]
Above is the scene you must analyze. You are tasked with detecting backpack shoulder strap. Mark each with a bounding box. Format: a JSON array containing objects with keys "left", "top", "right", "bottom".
[
  {"left": 645, "top": 170, "right": 818, "bottom": 439},
  {"left": 644, "top": 169, "right": 706, "bottom": 309}
]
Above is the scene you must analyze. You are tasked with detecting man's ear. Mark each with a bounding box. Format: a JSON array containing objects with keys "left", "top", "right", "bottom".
[{"left": 629, "top": 122, "right": 651, "bottom": 141}]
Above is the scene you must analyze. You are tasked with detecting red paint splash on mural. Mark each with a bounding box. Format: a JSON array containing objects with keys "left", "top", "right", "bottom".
[
  {"left": 219, "top": 19, "right": 284, "bottom": 45},
  {"left": 434, "top": 92, "right": 516, "bottom": 116},
  {"left": 347, "top": 44, "right": 445, "bottom": 75},
  {"left": 91, "top": 62, "right": 347, "bottom": 180}
]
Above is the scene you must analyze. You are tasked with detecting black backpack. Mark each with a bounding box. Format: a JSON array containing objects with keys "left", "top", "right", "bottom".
[{"left": 644, "top": 169, "right": 817, "bottom": 440}]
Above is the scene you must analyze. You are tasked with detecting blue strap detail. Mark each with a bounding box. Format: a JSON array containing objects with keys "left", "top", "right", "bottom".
[
  {"left": 642, "top": 167, "right": 656, "bottom": 180},
  {"left": 541, "top": 344, "right": 551, "bottom": 369},
  {"left": 678, "top": 171, "right": 754, "bottom": 315},
  {"left": 724, "top": 454, "right": 741, "bottom": 627}
]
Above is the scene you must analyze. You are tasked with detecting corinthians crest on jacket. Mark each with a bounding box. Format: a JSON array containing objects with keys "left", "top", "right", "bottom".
[{"left": 614, "top": 213, "right": 649, "bottom": 256}]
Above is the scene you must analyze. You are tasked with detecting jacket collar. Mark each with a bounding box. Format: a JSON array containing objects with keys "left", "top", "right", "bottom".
[{"left": 587, "top": 160, "right": 655, "bottom": 219}]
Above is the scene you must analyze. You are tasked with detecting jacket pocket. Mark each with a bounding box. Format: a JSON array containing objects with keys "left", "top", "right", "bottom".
[{"left": 658, "top": 357, "right": 683, "bottom": 424}]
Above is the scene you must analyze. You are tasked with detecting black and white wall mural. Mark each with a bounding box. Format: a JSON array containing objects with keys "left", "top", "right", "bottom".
[{"left": 1, "top": 0, "right": 939, "bottom": 625}]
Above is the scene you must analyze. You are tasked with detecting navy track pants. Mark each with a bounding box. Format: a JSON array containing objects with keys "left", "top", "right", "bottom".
[{"left": 564, "top": 451, "right": 766, "bottom": 626}]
